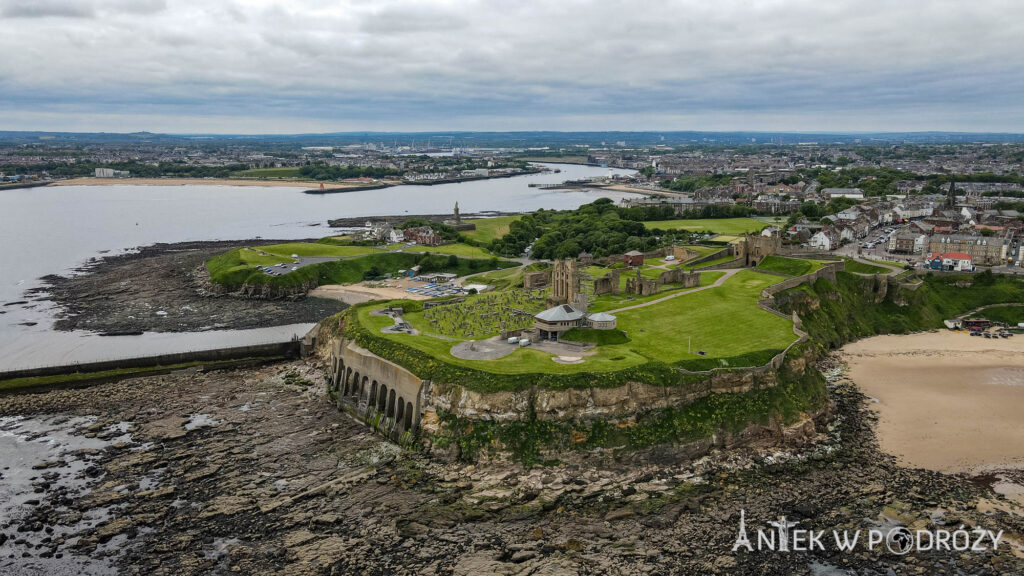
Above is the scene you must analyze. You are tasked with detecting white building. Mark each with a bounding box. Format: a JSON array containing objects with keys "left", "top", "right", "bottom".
[{"left": 809, "top": 228, "right": 841, "bottom": 251}]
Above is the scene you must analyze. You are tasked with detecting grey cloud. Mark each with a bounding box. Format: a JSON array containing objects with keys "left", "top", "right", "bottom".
[
  {"left": 1, "top": 0, "right": 1024, "bottom": 132},
  {"left": 1, "top": 0, "right": 95, "bottom": 18},
  {"left": 0, "top": 0, "right": 166, "bottom": 18}
]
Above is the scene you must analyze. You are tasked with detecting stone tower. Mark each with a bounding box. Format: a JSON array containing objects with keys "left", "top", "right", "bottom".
[
  {"left": 549, "top": 259, "right": 580, "bottom": 306},
  {"left": 946, "top": 182, "right": 956, "bottom": 209},
  {"left": 454, "top": 202, "right": 461, "bottom": 225}
]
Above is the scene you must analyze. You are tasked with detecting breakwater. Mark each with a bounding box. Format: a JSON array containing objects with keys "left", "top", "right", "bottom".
[{"left": 0, "top": 339, "right": 301, "bottom": 382}]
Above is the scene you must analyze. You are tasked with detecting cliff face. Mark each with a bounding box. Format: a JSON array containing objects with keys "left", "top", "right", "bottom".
[
  {"left": 198, "top": 265, "right": 319, "bottom": 300},
  {"left": 424, "top": 367, "right": 778, "bottom": 423},
  {"left": 321, "top": 320, "right": 828, "bottom": 464}
]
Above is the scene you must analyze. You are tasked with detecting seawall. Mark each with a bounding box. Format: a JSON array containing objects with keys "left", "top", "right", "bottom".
[{"left": 0, "top": 340, "right": 301, "bottom": 381}]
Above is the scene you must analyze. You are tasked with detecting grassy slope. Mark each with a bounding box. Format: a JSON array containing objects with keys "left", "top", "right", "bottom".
[
  {"left": 208, "top": 249, "right": 515, "bottom": 288},
  {"left": 262, "top": 243, "right": 382, "bottom": 258},
  {"left": 364, "top": 269, "right": 795, "bottom": 374},
  {"left": 978, "top": 305, "right": 1024, "bottom": 325},
  {"left": 842, "top": 258, "right": 889, "bottom": 274},
  {"left": 757, "top": 255, "right": 819, "bottom": 277},
  {"left": 778, "top": 272, "right": 1024, "bottom": 349},
  {"left": 404, "top": 243, "right": 495, "bottom": 259},
  {"left": 642, "top": 218, "right": 768, "bottom": 235},
  {"left": 461, "top": 215, "right": 522, "bottom": 244}
]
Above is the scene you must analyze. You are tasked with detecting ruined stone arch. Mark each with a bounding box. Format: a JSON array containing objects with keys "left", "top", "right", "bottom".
[
  {"left": 404, "top": 402, "right": 413, "bottom": 431},
  {"left": 387, "top": 389, "right": 396, "bottom": 418},
  {"left": 378, "top": 385, "right": 388, "bottom": 412},
  {"left": 395, "top": 398, "right": 405, "bottom": 430},
  {"left": 369, "top": 381, "right": 378, "bottom": 409}
]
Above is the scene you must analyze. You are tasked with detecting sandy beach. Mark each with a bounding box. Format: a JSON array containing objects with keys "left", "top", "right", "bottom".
[
  {"left": 50, "top": 177, "right": 391, "bottom": 189},
  {"left": 311, "top": 279, "right": 431, "bottom": 305},
  {"left": 842, "top": 331, "right": 1024, "bottom": 477}
]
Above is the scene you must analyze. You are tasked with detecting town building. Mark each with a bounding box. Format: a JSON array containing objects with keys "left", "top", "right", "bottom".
[
  {"left": 809, "top": 227, "right": 841, "bottom": 251},
  {"left": 927, "top": 233, "right": 1009, "bottom": 266},
  {"left": 926, "top": 252, "right": 974, "bottom": 272},
  {"left": 887, "top": 232, "right": 927, "bottom": 254},
  {"left": 623, "top": 250, "right": 645, "bottom": 267},
  {"left": 404, "top": 226, "right": 442, "bottom": 246},
  {"left": 822, "top": 187, "right": 865, "bottom": 200},
  {"left": 532, "top": 304, "right": 617, "bottom": 341}
]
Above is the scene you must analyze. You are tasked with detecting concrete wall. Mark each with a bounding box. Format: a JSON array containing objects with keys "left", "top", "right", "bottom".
[{"left": 0, "top": 340, "right": 301, "bottom": 381}]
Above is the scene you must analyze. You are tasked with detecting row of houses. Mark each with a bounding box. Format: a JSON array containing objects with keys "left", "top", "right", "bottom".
[{"left": 353, "top": 223, "right": 443, "bottom": 246}]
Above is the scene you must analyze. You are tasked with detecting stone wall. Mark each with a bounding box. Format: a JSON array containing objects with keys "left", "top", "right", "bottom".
[
  {"left": 686, "top": 247, "right": 734, "bottom": 267},
  {"left": 593, "top": 269, "right": 621, "bottom": 296},
  {"left": 657, "top": 268, "right": 700, "bottom": 287},
  {"left": 326, "top": 338, "right": 424, "bottom": 444},
  {"left": 523, "top": 270, "right": 550, "bottom": 289}
]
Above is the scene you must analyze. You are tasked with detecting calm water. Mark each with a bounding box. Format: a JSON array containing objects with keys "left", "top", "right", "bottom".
[{"left": 0, "top": 163, "right": 636, "bottom": 370}]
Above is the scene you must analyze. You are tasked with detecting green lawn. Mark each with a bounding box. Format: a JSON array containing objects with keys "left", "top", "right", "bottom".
[
  {"left": 869, "top": 258, "right": 907, "bottom": 268},
  {"left": 757, "top": 256, "right": 820, "bottom": 277},
  {"left": 643, "top": 218, "right": 768, "bottom": 235},
  {"left": 688, "top": 256, "right": 739, "bottom": 270},
  {"left": 461, "top": 215, "right": 522, "bottom": 244},
  {"left": 588, "top": 271, "right": 725, "bottom": 312},
  {"left": 363, "top": 269, "right": 795, "bottom": 374},
  {"left": 612, "top": 270, "right": 795, "bottom": 364},
  {"left": 561, "top": 328, "right": 631, "bottom": 345},
  {"left": 232, "top": 167, "right": 303, "bottom": 178},
  {"left": 842, "top": 258, "right": 889, "bottom": 274},
  {"left": 404, "top": 242, "right": 495, "bottom": 259},
  {"left": 681, "top": 245, "right": 723, "bottom": 258},
  {"left": 261, "top": 242, "right": 382, "bottom": 258}
]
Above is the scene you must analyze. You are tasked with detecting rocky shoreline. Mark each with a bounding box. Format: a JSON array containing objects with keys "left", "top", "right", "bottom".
[
  {"left": 28, "top": 240, "right": 347, "bottom": 334},
  {"left": 0, "top": 355, "right": 1021, "bottom": 575},
  {"left": 326, "top": 211, "right": 523, "bottom": 228}
]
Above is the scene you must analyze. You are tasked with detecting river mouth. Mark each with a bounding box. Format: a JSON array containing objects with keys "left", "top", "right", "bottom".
[{"left": 841, "top": 331, "right": 1024, "bottom": 500}]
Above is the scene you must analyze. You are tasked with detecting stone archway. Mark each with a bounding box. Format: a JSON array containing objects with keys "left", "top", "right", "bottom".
[
  {"left": 378, "top": 385, "right": 388, "bottom": 412},
  {"left": 395, "top": 399, "right": 405, "bottom": 431},
  {"left": 387, "top": 389, "right": 396, "bottom": 418},
  {"left": 404, "top": 401, "right": 413, "bottom": 431}
]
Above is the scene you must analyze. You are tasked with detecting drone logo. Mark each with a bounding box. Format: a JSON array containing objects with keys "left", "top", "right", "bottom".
[{"left": 886, "top": 527, "right": 914, "bottom": 555}]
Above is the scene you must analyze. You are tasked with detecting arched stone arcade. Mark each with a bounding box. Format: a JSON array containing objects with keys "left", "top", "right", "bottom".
[{"left": 328, "top": 339, "right": 425, "bottom": 439}]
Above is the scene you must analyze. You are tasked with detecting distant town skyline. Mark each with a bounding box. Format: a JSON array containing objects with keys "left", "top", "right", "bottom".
[{"left": 2, "top": 0, "right": 1023, "bottom": 133}]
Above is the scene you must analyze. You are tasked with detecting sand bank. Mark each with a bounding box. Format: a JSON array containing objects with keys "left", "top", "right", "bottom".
[
  {"left": 311, "top": 280, "right": 430, "bottom": 305},
  {"left": 842, "top": 331, "right": 1024, "bottom": 476},
  {"left": 50, "top": 177, "right": 390, "bottom": 189}
]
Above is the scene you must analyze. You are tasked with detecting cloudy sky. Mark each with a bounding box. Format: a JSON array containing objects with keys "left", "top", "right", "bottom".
[{"left": 1, "top": 0, "right": 1023, "bottom": 133}]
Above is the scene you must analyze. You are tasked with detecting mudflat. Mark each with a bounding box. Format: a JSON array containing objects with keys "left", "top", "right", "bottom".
[
  {"left": 50, "top": 177, "right": 387, "bottom": 189},
  {"left": 1, "top": 360, "right": 1021, "bottom": 574},
  {"left": 33, "top": 240, "right": 346, "bottom": 333},
  {"left": 842, "top": 332, "right": 1024, "bottom": 474}
]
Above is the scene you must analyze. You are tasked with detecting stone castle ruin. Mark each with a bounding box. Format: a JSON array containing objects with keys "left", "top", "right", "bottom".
[
  {"left": 733, "top": 234, "right": 781, "bottom": 267},
  {"left": 593, "top": 269, "right": 622, "bottom": 296},
  {"left": 548, "top": 258, "right": 588, "bottom": 309}
]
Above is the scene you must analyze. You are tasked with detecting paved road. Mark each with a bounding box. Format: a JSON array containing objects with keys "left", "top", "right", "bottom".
[
  {"left": 846, "top": 256, "right": 904, "bottom": 276},
  {"left": 608, "top": 268, "right": 741, "bottom": 314}
]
